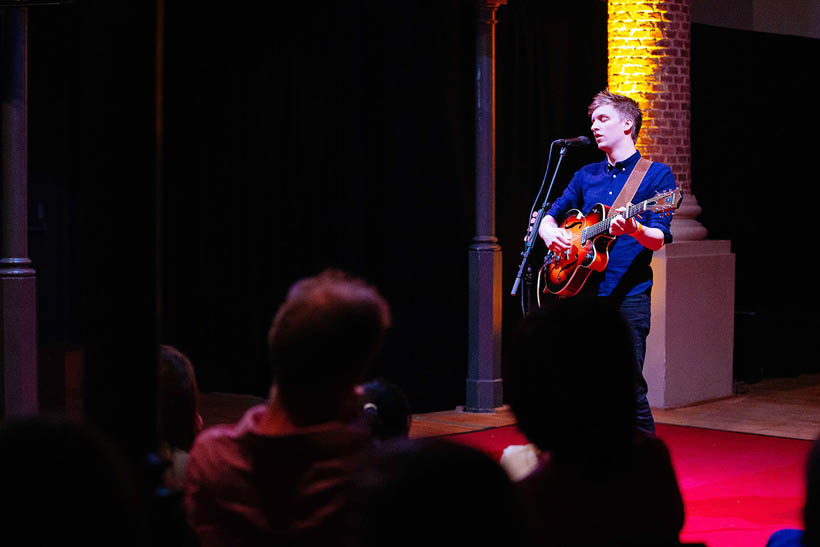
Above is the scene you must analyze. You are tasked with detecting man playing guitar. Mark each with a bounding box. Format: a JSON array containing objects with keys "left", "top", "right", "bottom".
[{"left": 535, "top": 90, "right": 678, "bottom": 434}]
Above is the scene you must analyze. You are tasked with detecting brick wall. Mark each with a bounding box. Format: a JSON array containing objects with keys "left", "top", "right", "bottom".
[{"left": 608, "top": 0, "right": 691, "bottom": 193}]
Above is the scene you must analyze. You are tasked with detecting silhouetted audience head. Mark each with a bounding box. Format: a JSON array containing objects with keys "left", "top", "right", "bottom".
[
  {"left": 158, "top": 344, "right": 202, "bottom": 452},
  {"left": 767, "top": 437, "right": 820, "bottom": 547},
  {"left": 359, "top": 379, "right": 411, "bottom": 441},
  {"left": 0, "top": 417, "right": 142, "bottom": 546},
  {"left": 355, "top": 438, "right": 528, "bottom": 547},
  {"left": 267, "top": 269, "right": 391, "bottom": 426},
  {"left": 506, "top": 296, "right": 638, "bottom": 461},
  {"left": 805, "top": 437, "right": 820, "bottom": 546}
]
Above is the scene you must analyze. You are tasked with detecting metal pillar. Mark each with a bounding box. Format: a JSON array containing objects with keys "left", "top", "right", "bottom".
[
  {"left": 1, "top": 6, "right": 37, "bottom": 418},
  {"left": 466, "top": 0, "right": 506, "bottom": 412}
]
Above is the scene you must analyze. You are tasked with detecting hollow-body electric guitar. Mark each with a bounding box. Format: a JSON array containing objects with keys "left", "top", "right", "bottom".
[{"left": 538, "top": 188, "right": 683, "bottom": 298}]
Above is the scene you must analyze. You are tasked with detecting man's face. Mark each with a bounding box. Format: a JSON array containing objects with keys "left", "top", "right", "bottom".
[{"left": 590, "top": 104, "right": 633, "bottom": 152}]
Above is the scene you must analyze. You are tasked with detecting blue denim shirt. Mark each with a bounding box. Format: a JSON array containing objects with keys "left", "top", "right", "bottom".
[{"left": 545, "top": 151, "right": 677, "bottom": 298}]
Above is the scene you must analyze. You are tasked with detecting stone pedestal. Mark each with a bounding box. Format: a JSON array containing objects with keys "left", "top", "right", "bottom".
[{"left": 645, "top": 240, "right": 735, "bottom": 408}]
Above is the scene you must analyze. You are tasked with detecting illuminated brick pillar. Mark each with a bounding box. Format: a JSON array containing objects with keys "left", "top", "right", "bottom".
[{"left": 608, "top": 0, "right": 706, "bottom": 240}]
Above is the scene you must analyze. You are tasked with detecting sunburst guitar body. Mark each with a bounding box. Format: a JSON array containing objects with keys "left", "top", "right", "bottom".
[{"left": 538, "top": 188, "right": 683, "bottom": 299}]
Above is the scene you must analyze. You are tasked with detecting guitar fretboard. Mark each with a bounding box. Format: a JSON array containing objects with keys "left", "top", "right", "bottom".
[{"left": 581, "top": 201, "right": 645, "bottom": 242}]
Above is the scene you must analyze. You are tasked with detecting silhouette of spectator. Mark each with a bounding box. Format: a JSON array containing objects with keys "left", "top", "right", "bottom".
[
  {"left": 767, "top": 436, "right": 820, "bottom": 546},
  {"left": 353, "top": 437, "right": 529, "bottom": 547},
  {"left": 505, "top": 296, "right": 685, "bottom": 546},
  {"left": 184, "top": 269, "right": 390, "bottom": 547},
  {"left": 809, "top": 437, "right": 820, "bottom": 546},
  {"left": 0, "top": 417, "right": 143, "bottom": 546},
  {"left": 158, "top": 344, "right": 203, "bottom": 491},
  {"left": 359, "top": 378, "right": 411, "bottom": 441}
]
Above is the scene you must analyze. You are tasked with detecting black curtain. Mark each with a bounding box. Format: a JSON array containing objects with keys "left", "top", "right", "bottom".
[
  {"left": 27, "top": 1, "right": 160, "bottom": 464},
  {"left": 158, "top": 0, "right": 608, "bottom": 412},
  {"left": 159, "top": 1, "right": 478, "bottom": 411},
  {"left": 690, "top": 23, "right": 820, "bottom": 381},
  {"left": 28, "top": 0, "right": 610, "bottom": 417}
]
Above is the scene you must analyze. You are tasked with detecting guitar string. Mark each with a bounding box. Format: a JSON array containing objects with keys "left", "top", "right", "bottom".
[{"left": 571, "top": 202, "right": 641, "bottom": 246}]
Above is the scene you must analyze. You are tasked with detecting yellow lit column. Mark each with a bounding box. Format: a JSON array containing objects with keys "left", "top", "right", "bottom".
[{"left": 608, "top": 0, "right": 706, "bottom": 240}]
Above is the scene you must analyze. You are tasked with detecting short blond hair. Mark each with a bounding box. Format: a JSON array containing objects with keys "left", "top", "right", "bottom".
[{"left": 588, "top": 89, "right": 642, "bottom": 143}]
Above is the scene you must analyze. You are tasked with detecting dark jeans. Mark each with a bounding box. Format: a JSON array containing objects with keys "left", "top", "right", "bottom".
[{"left": 619, "top": 291, "right": 656, "bottom": 434}]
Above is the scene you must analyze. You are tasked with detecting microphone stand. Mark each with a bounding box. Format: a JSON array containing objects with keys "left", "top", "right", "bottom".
[{"left": 510, "top": 144, "right": 569, "bottom": 311}]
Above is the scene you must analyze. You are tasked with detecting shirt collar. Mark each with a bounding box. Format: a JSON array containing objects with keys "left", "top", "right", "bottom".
[{"left": 605, "top": 150, "right": 641, "bottom": 173}]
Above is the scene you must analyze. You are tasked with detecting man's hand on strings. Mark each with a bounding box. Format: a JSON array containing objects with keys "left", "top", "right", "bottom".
[
  {"left": 609, "top": 205, "right": 642, "bottom": 237},
  {"left": 541, "top": 227, "right": 573, "bottom": 253},
  {"left": 533, "top": 213, "right": 572, "bottom": 254}
]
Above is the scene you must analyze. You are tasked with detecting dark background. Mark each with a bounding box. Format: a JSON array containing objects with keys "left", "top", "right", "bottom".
[
  {"left": 19, "top": 0, "right": 819, "bottom": 434},
  {"left": 690, "top": 24, "right": 818, "bottom": 382}
]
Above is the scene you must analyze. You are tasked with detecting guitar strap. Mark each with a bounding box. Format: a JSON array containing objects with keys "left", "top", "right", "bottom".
[{"left": 610, "top": 157, "right": 653, "bottom": 213}]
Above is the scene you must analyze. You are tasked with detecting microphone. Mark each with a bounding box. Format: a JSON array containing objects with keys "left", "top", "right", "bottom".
[{"left": 553, "top": 136, "right": 591, "bottom": 148}]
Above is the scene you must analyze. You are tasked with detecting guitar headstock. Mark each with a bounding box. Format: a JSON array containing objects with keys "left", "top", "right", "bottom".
[{"left": 645, "top": 188, "right": 684, "bottom": 216}]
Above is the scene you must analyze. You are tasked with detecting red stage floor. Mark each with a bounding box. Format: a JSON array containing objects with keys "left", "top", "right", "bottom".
[{"left": 447, "top": 423, "right": 813, "bottom": 547}]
